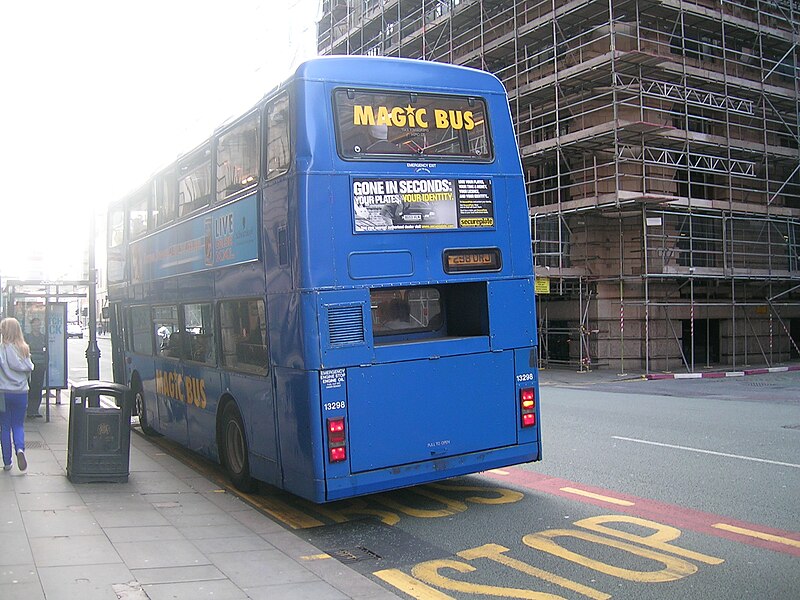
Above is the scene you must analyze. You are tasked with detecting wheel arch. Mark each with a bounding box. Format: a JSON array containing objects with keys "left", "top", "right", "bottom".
[
  {"left": 215, "top": 393, "right": 255, "bottom": 492},
  {"left": 129, "top": 370, "right": 143, "bottom": 414},
  {"left": 215, "top": 392, "right": 245, "bottom": 462}
]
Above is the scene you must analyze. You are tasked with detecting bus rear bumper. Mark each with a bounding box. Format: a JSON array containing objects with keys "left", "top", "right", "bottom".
[{"left": 323, "top": 442, "right": 540, "bottom": 503}]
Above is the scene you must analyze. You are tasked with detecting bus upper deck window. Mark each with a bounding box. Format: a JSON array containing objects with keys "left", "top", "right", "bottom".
[
  {"left": 265, "top": 95, "right": 290, "bottom": 180},
  {"left": 155, "top": 169, "right": 177, "bottom": 227},
  {"left": 128, "top": 190, "right": 150, "bottom": 240},
  {"left": 108, "top": 207, "right": 124, "bottom": 248},
  {"left": 216, "top": 112, "right": 260, "bottom": 202},
  {"left": 178, "top": 146, "right": 212, "bottom": 217},
  {"left": 333, "top": 89, "right": 493, "bottom": 162}
]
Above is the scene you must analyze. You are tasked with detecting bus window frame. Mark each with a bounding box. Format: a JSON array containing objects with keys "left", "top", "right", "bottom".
[
  {"left": 108, "top": 202, "right": 125, "bottom": 249},
  {"left": 371, "top": 286, "right": 444, "bottom": 339},
  {"left": 332, "top": 87, "right": 495, "bottom": 163},
  {"left": 215, "top": 110, "right": 261, "bottom": 203},
  {"left": 153, "top": 304, "right": 184, "bottom": 360},
  {"left": 183, "top": 301, "right": 217, "bottom": 366},
  {"left": 177, "top": 144, "right": 213, "bottom": 218},
  {"left": 128, "top": 304, "right": 154, "bottom": 355},
  {"left": 218, "top": 298, "right": 270, "bottom": 376},
  {"left": 128, "top": 185, "right": 152, "bottom": 241},
  {"left": 264, "top": 93, "right": 291, "bottom": 181},
  {"left": 154, "top": 167, "right": 177, "bottom": 229}
]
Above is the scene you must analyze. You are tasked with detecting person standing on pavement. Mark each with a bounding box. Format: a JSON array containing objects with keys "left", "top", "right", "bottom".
[
  {"left": 26, "top": 317, "right": 46, "bottom": 418},
  {"left": 0, "top": 317, "right": 34, "bottom": 471}
]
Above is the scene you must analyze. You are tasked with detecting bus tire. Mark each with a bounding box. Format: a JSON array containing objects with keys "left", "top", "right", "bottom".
[
  {"left": 220, "top": 402, "right": 255, "bottom": 492},
  {"left": 132, "top": 380, "right": 157, "bottom": 436}
]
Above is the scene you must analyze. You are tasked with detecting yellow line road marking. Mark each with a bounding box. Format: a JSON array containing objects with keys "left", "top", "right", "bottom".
[
  {"left": 560, "top": 487, "right": 635, "bottom": 506},
  {"left": 137, "top": 428, "right": 324, "bottom": 529},
  {"left": 301, "top": 553, "right": 332, "bottom": 561},
  {"left": 712, "top": 523, "right": 800, "bottom": 548},
  {"left": 374, "top": 569, "right": 457, "bottom": 599},
  {"left": 459, "top": 543, "right": 610, "bottom": 600},
  {"left": 487, "top": 469, "right": 510, "bottom": 475},
  {"left": 253, "top": 496, "right": 324, "bottom": 529}
]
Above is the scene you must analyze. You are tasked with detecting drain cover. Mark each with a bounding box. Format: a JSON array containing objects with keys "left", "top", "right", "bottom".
[
  {"left": 329, "top": 546, "right": 382, "bottom": 564},
  {"left": 305, "top": 518, "right": 448, "bottom": 572},
  {"left": 26, "top": 441, "right": 47, "bottom": 449}
]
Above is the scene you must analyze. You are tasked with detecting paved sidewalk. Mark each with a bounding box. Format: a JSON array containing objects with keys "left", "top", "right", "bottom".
[
  {"left": 538, "top": 361, "right": 800, "bottom": 386},
  {"left": 0, "top": 394, "right": 400, "bottom": 600}
]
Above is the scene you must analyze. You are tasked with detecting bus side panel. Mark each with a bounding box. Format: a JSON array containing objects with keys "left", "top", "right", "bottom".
[
  {"left": 274, "top": 366, "right": 326, "bottom": 502},
  {"left": 269, "top": 291, "right": 312, "bottom": 371},
  {"left": 184, "top": 365, "right": 223, "bottom": 460},
  {"left": 488, "top": 278, "right": 538, "bottom": 350},
  {"left": 222, "top": 372, "right": 282, "bottom": 487},
  {"left": 153, "top": 359, "right": 189, "bottom": 446},
  {"left": 345, "top": 352, "right": 517, "bottom": 473}
]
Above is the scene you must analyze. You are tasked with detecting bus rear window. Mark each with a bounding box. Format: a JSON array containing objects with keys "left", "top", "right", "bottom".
[
  {"left": 371, "top": 287, "right": 442, "bottom": 337},
  {"left": 334, "top": 89, "right": 492, "bottom": 161}
]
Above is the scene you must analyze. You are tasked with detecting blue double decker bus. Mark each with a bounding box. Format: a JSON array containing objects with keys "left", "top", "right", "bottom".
[{"left": 107, "top": 56, "right": 541, "bottom": 503}]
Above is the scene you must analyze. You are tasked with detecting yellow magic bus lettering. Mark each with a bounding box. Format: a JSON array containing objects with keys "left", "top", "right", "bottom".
[
  {"left": 353, "top": 105, "right": 482, "bottom": 130},
  {"left": 156, "top": 370, "right": 207, "bottom": 409},
  {"left": 434, "top": 109, "right": 475, "bottom": 130}
]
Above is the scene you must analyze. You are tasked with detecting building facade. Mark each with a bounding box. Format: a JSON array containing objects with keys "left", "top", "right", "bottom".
[{"left": 317, "top": 0, "right": 800, "bottom": 373}]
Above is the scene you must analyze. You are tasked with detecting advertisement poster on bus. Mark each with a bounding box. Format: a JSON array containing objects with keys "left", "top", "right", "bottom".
[
  {"left": 352, "top": 177, "right": 494, "bottom": 232},
  {"left": 130, "top": 194, "right": 259, "bottom": 283}
]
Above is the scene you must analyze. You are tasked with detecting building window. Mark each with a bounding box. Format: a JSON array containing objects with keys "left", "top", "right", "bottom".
[
  {"left": 677, "top": 214, "right": 722, "bottom": 267},
  {"left": 533, "top": 215, "right": 570, "bottom": 268}
]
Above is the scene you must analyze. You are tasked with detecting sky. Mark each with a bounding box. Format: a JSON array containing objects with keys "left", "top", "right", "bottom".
[{"left": 0, "top": 0, "right": 319, "bottom": 281}]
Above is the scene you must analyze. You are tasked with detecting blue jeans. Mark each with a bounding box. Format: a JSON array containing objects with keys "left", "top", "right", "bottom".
[{"left": 0, "top": 392, "right": 27, "bottom": 466}]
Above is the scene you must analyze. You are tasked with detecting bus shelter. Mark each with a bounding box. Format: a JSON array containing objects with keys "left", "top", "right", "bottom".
[{"left": 1, "top": 279, "right": 86, "bottom": 422}]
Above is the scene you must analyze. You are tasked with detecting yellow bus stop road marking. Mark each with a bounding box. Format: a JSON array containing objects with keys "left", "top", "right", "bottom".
[
  {"left": 560, "top": 487, "right": 635, "bottom": 506},
  {"left": 712, "top": 523, "right": 800, "bottom": 549},
  {"left": 484, "top": 469, "right": 800, "bottom": 557},
  {"left": 374, "top": 569, "right": 456, "bottom": 600}
]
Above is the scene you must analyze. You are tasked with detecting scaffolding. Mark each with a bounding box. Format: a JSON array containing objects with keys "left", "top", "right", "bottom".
[{"left": 318, "top": 0, "right": 800, "bottom": 372}]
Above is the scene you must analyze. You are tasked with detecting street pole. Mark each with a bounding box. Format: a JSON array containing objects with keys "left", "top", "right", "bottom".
[{"left": 86, "top": 210, "right": 101, "bottom": 380}]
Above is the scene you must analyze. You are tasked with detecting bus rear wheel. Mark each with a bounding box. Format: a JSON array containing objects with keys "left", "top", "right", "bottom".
[
  {"left": 220, "top": 402, "right": 255, "bottom": 492},
  {"left": 133, "top": 382, "right": 157, "bottom": 436}
]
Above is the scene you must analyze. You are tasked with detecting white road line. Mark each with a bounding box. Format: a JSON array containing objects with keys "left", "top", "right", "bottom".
[{"left": 611, "top": 436, "right": 800, "bottom": 469}]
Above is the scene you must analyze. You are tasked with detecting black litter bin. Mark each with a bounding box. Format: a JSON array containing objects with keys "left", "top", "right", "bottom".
[{"left": 67, "top": 381, "right": 132, "bottom": 483}]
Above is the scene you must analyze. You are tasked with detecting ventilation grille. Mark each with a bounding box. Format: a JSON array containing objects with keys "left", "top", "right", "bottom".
[{"left": 327, "top": 305, "right": 365, "bottom": 346}]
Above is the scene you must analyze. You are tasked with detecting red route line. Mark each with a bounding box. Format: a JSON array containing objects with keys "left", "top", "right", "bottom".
[{"left": 485, "top": 469, "right": 800, "bottom": 557}]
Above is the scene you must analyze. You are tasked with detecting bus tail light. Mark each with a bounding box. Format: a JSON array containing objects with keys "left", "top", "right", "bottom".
[
  {"left": 520, "top": 388, "right": 536, "bottom": 427},
  {"left": 327, "top": 417, "right": 347, "bottom": 462}
]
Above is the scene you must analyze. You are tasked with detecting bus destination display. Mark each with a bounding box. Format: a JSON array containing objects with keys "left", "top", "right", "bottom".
[{"left": 443, "top": 248, "right": 502, "bottom": 273}]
